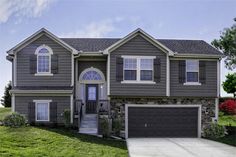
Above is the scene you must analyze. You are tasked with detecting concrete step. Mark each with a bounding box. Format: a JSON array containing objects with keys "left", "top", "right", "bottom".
[{"left": 79, "top": 114, "right": 98, "bottom": 135}]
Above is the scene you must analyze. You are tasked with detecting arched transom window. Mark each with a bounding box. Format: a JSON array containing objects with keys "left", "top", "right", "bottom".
[
  {"left": 79, "top": 68, "right": 105, "bottom": 83},
  {"left": 35, "top": 45, "right": 53, "bottom": 74}
]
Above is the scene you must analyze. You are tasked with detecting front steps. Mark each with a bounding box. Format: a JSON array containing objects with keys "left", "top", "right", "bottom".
[{"left": 79, "top": 114, "right": 98, "bottom": 135}]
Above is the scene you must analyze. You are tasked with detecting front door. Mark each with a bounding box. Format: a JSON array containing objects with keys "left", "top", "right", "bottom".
[{"left": 86, "top": 84, "right": 98, "bottom": 114}]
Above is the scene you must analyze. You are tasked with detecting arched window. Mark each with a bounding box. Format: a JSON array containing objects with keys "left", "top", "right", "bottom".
[
  {"left": 79, "top": 67, "right": 105, "bottom": 83},
  {"left": 82, "top": 71, "right": 102, "bottom": 80},
  {"left": 35, "top": 45, "right": 53, "bottom": 74}
]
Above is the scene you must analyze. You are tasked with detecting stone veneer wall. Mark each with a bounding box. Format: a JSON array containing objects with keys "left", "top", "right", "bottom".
[{"left": 109, "top": 97, "right": 216, "bottom": 136}]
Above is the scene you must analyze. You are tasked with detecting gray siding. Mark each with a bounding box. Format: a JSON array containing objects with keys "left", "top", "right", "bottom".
[
  {"left": 16, "top": 35, "right": 72, "bottom": 86},
  {"left": 78, "top": 61, "right": 107, "bottom": 79},
  {"left": 110, "top": 35, "right": 167, "bottom": 96},
  {"left": 170, "top": 60, "right": 217, "bottom": 97},
  {"left": 15, "top": 96, "right": 70, "bottom": 124}
]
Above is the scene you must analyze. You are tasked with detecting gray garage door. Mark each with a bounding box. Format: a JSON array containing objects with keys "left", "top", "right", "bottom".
[{"left": 128, "top": 106, "right": 199, "bottom": 138}]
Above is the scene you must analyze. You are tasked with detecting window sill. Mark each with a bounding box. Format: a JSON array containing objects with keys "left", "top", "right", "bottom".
[
  {"left": 121, "top": 81, "right": 156, "bottom": 84},
  {"left": 183, "top": 82, "right": 202, "bottom": 86},
  {"left": 35, "top": 120, "right": 50, "bottom": 122},
  {"left": 34, "top": 73, "right": 53, "bottom": 76}
]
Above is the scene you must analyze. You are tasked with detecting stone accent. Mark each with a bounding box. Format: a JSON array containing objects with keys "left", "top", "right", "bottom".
[{"left": 109, "top": 97, "right": 216, "bottom": 136}]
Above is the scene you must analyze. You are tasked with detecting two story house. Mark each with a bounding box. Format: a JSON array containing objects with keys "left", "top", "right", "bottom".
[{"left": 7, "top": 28, "right": 222, "bottom": 138}]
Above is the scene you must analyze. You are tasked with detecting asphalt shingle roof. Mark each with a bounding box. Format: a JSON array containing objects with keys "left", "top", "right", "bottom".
[{"left": 61, "top": 38, "right": 222, "bottom": 55}]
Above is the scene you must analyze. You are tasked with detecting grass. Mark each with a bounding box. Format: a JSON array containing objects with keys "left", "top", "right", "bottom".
[
  {"left": 0, "top": 126, "right": 128, "bottom": 157},
  {"left": 0, "top": 107, "right": 127, "bottom": 157},
  {"left": 0, "top": 108, "right": 11, "bottom": 120}
]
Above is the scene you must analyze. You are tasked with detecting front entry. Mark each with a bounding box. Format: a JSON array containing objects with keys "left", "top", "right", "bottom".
[{"left": 86, "top": 84, "right": 98, "bottom": 114}]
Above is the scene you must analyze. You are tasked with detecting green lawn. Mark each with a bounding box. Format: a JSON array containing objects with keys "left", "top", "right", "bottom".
[
  {"left": 0, "top": 126, "right": 128, "bottom": 157},
  {"left": 0, "top": 108, "right": 11, "bottom": 120}
]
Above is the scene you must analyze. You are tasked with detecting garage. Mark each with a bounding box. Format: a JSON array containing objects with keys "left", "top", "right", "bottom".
[{"left": 125, "top": 105, "right": 201, "bottom": 138}]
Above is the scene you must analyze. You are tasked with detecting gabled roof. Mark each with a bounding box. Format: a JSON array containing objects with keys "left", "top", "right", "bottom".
[
  {"left": 102, "top": 28, "right": 175, "bottom": 56},
  {"left": 61, "top": 38, "right": 222, "bottom": 56},
  {"left": 7, "top": 28, "right": 78, "bottom": 55}
]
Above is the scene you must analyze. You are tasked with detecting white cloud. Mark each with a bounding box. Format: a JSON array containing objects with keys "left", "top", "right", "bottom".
[
  {"left": 0, "top": 0, "right": 55, "bottom": 23},
  {"left": 60, "top": 17, "right": 124, "bottom": 38}
]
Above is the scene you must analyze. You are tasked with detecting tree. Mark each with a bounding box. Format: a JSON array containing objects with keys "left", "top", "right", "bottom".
[
  {"left": 212, "top": 18, "right": 236, "bottom": 70},
  {"left": 1, "top": 81, "right": 12, "bottom": 107},
  {"left": 222, "top": 73, "right": 236, "bottom": 98}
]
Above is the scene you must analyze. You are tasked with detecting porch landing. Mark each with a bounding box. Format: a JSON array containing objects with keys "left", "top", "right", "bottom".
[{"left": 79, "top": 114, "right": 98, "bottom": 135}]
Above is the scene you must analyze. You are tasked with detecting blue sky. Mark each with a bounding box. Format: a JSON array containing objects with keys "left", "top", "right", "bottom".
[{"left": 0, "top": 0, "right": 235, "bottom": 100}]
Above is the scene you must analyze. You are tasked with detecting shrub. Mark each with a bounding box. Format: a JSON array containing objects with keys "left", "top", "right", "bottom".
[
  {"left": 113, "top": 118, "right": 122, "bottom": 136},
  {"left": 225, "top": 125, "right": 236, "bottom": 135},
  {"left": 203, "top": 123, "right": 226, "bottom": 139},
  {"left": 3, "top": 112, "right": 26, "bottom": 127},
  {"left": 63, "top": 109, "right": 71, "bottom": 128},
  {"left": 219, "top": 99, "right": 236, "bottom": 115},
  {"left": 100, "top": 117, "right": 110, "bottom": 138}
]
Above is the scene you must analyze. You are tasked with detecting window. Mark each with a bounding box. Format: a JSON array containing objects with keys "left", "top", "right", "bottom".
[
  {"left": 186, "top": 60, "right": 199, "bottom": 83},
  {"left": 34, "top": 100, "right": 51, "bottom": 121},
  {"left": 124, "top": 58, "right": 137, "bottom": 80},
  {"left": 88, "top": 87, "right": 96, "bottom": 100},
  {"left": 82, "top": 71, "right": 102, "bottom": 81},
  {"left": 35, "top": 45, "right": 53, "bottom": 74},
  {"left": 123, "top": 56, "right": 155, "bottom": 82},
  {"left": 140, "top": 59, "right": 153, "bottom": 80}
]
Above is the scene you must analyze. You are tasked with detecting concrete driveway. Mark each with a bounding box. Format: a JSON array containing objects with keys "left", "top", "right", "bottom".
[{"left": 127, "top": 138, "right": 236, "bottom": 157}]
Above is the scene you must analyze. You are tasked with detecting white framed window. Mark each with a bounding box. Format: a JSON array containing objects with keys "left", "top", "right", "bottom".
[
  {"left": 33, "top": 100, "right": 51, "bottom": 121},
  {"left": 124, "top": 58, "right": 137, "bottom": 80},
  {"left": 35, "top": 45, "right": 53, "bottom": 76},
  {"left": 140, "top": 59, "right": 153, "bottom": 81},
  {"left": 186, "top": 60, "right": 199, "bottom": 83},
  {"left": 122, "top": 56, "right": 155, "bottom": 83}
]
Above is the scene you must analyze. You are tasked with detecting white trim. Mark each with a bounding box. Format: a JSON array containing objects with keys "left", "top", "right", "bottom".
[
  {"left": 121, "top": 55, "right": 156, "bottom": 59},
  {"left": 7, "top": 28, "right": 78, "bottom": 55},
  {"left": 14, "top": 54, "right": 17, "bottom": 86},
  {"left": 217, "top": 59, "right": 220, "bottom": 97},
  {"left": 71, "top": 54, "right": 74, "bottom": 86},
  {"left": 10, "top": 90, "right": 73, "bottom": 94},
  {"left": 70, "top": 95, "right": 73, "bottom": 124},
  {"left": 121, "top": 81, "right": 155, "bottom": 84},
  {"left": 35, "top": 44, "right": 53, "bottom": 55},
  {"left": 185, "top": 59, "right": 200, "bottom": 84},
  {"left": 107, "top": 54, "right": 110, "bottom": 95},
  {"left": 166, "top": 54, "right": 170, "bottom": 96},
  {"left": 183, "top": 82, "right": 202, "bottom": 86},
  {"left": 35, "top": 45, "right": 53, "bottom": 75},
  {"left": 122, "top": 56, "right": 156, "bottom": 82},
  {"left": 125, "top": 104, "right": 202, "bottom": 139},
  {"left": 215, "top": 98, "right": 219, "bottom": 122},
  {"left": 79, "top": 67, "right": 105, "bottom": 84},
  {"left": 33, "top": 100, "right": 52, "bottom": 103},
  {"left": 104, "top": 28, "right": 174, "bottom": 56},
  {"left": 34, "top": 73, "right": 53, "bottom": 76},
  {"left": 11, "top": 93, "right": 15, "bottom": 112},
  {"left": 34, "top": 100, "right": 51, "bottom": 122}
]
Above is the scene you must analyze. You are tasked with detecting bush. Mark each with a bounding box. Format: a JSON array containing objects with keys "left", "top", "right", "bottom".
[
  {"left": 219, "top": 99, "right": 236, "bottom": 115},
  {"left": 63, "top": 109, "right": 71, "bottom": 128},
  {"left": 203, "top": 123, "right": 226, "bottom": 139},
  {"left": 3, "top": 112, "right": 26, "bottom": 127},
  {"left": 225, "top": 125, "right": 236, "bottom": 135},
  {"left": 100, "top": 117, "right": 110, "bottom": 138},
  {"left": 113, "top": 118, "right": 122, "bottom": 136}
]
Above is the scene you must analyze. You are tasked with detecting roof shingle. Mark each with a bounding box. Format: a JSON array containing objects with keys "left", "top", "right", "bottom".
[{"left": 61, "top": 38, "right": 222, "bottom": 55}]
